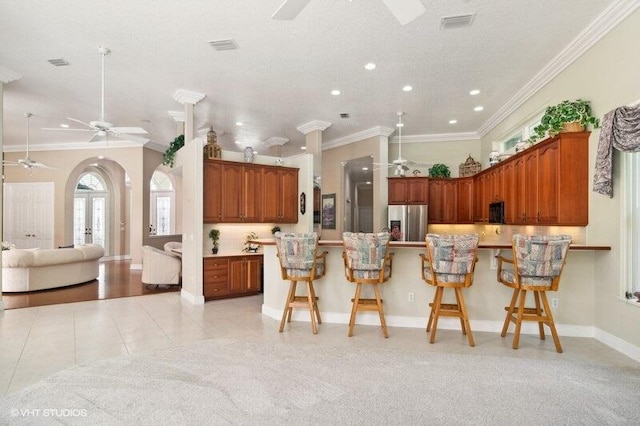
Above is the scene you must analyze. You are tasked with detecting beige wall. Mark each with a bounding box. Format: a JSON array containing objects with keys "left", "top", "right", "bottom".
[
  {"left": 389, "top": 138, "right": 482, "bottom": 177},
  {"left": 480, "top": 8, "right": 640, "bottom": 347}
]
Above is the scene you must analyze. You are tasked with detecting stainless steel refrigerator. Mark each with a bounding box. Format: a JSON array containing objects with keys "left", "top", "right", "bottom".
[{"left": 388, "top": 205, "right": 428, "bottom": 242}]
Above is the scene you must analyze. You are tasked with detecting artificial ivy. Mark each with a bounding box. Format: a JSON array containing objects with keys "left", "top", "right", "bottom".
[{"left": 162, "top": 134, "right": 185, "bottom": 167}]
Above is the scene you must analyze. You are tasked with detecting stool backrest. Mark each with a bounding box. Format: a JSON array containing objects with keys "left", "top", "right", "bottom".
[
  {"left": 274, "top": 232, "right": 319, "bottom": 276},
  {"left": 425, "top": 233, "right": 479, "bottom": 275},
  {"left": 512, "top": 234, "right": 571, "bottom": 282},
  {"left": 342, "top": 232, "right": 390, "bottom": 271}
]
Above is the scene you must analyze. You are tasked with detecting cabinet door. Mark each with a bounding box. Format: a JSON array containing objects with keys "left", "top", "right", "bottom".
[
  {"left": 456, "top": 178, "right": 474, "bottom": 223},
  {"left": 279, "top": 169, "right": 299, "bottom": 223},
  {"left": 428, "top": 180, "right": 443, "bottom": 223},
  {"left": 523, "top": 151, "right": 539, "bottom": 223},
  {"left": 408, "top": 179, "right": 428, "bottom": 204},
  {"left": 442, "top": 180, "right": 458, "bottom": 223},
  {"left": 262, "top": 168, "right": 280, "bottom": 222},
  {"left": 473, "top": 173, "right": 488, "bottom": 222},
  {"left": 246, "top": 257, "right": 262, "bottom": 293},
  {"left": 243, "top": 165, "right": 263, "bottom": 222},
  {"left": 221, "top": 163, "right": 244, "bottom": 222},
  {"left": 388, "top": 179, "right": 408, "bottom": 204},
  {"left": 229, "top": 258, "right": 246, "bottom": 295},
  {"left": 203, "top": 161, "right": 223, "bottom": 223},
  {"left": 536, "top": 141, "right": 559, "bottom": 223}
]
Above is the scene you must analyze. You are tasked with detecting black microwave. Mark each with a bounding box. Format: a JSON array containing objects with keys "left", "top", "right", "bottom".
[{"left": 489, "top": 201, "right": 505, "bottom": 224}]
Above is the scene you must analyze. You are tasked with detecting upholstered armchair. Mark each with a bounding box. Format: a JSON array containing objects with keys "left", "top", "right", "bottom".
[
  {"left": 163, "top": 241, "right": 182, "bottom": 258},
  {"left": 141, "top": 245, "right": 181, "bottom": 286}
]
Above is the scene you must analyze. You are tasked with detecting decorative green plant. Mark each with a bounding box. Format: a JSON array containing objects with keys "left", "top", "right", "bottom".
[
  {"left": 428, "top": 163, "right": 451, "bottom": 178},
  {"left": 208, "top": 228, "right": 220, "bottom": 252},
  {"left": 532, "top": 99, "right": 599, "bottom": 142},
  {"left": 243, "top": 232, "right": 259, "bottom": 253},
  {"left": 162, "top": 134, "right": 185, "bottom": 167}
]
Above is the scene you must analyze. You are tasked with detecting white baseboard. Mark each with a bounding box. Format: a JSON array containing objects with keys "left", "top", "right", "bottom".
[
  {"left": 0, "top": 299, "right": 4, "bottom": 311},
  {"left": 102, "top": 255, "right": 131, "bottom": 261},
  {"left": 181, "top": 289, "right": 204, "bottom": 305},
  {"left": 129, "top": 263, "right": 142, "bottom": 270},
  {"left": 261, "top": 305, "right": 639, "bottom": 362}
]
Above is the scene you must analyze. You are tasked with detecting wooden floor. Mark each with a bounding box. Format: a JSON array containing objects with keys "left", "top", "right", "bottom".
[{"left": 1, "top": 260, "right": 180, "bottom": 310}]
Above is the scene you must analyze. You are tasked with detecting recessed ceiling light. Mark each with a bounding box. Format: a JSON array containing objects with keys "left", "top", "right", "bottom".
[
  {"left": 331, "top": 89, "right": 341, "bottom": 96},
  {"left": 235, "top": 121, "right": 243, "bottom": 126},
  {"left": 366, "top": 181, "right": 372, "bottom": 185},
  {"left": 449, "top": 119, "right": 458, "bottom": 124},
  {"left": 98, "top": 156, "right": 104, "bottom": 159},
  {"left": 301, "top": 146, "right": 307, "bottom": 150},
  {"left": 253, "top": 150, "right": 258, "bottom": 154},
  {"left": 60, "top": 123, "right": 69, "bottom": 128},
  {"left": 469, "top": 89, "right": 480, "bottom": 95},
  {"left": 474, "top": 106, "right": 484, "bottom": 112},
  {"left": 402, "top": 85, "right": 413, "bottom": 92},
  {"left": 362, "top": 167, "right": 369, "bottom": 171},
  {"left": 364, "top": 63, "right": 376, "bottom": 70}
]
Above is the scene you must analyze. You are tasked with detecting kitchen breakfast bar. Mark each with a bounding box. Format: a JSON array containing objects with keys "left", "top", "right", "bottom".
[{"left": 257, "top": 239, "right": 611, "bottom": 338}]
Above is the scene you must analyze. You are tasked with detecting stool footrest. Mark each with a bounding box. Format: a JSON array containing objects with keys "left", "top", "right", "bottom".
[
  {"left": 504, "top": 306, "right": 543, "bottom": 315},
  {"left": 351, "top": 298, "right": 382, "bottom": 305},
  {"left": 293, "top": 296, "right": 319, "bottom": 302},
  {"left": 429, "top": 303, "right": 459, "bottom": 310}
]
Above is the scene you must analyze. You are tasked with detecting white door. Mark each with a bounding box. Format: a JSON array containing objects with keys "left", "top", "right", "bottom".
[
  {"left": 73, "top": 193, "right": 107, "bottom": 249},
  {"left": 3, "top": 182, "right": 54, "bottom": 249}
]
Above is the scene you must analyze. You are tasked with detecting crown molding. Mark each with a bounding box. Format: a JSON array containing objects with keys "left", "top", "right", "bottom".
[
  {"left": 478, "top": 0, "right": 640, "bottom": 137},
  {"left": 392, "top": 132, "right": 480, "bottom": 144},
  {"left": 323, "top": 126, "right": 394, "bottom": 150},
  {"left": 262, "top": 136, "right": 289, "bottom": 147},
  {"left": 297, "top": 120, "right": 332, "bottom": 134},
  {"left": 0, "top": 66, "right": 22, "bottom": 84},
  {"left": 168, "top": 110, "right": 185, "bottom": 122},
  {"left": 3, "top": 140, "right": 146, "bottom": 152},
  {"left": 172, "top": 90, "right": 205, "bottom": 105}
]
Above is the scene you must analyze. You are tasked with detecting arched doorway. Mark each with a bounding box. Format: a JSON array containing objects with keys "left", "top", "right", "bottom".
[{"left": 74, "top": 172, "right": 109, "bottom": 252}]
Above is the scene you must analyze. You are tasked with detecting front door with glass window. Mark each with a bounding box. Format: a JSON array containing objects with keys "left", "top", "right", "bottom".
[{"left": 74, "top": 173, "right": 109, "bottom": 252}]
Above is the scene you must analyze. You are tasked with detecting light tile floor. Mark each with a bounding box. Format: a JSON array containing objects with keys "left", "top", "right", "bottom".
[{"left": 1, "top": 292, "right": 638, "bottom": 396}]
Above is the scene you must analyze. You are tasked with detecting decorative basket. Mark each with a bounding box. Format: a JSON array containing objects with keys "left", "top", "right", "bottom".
[
  {"left": 562, "top": 121, "right": 585, "bottom": 133},
  {"left": 459, "top": 155, "right": 481, "bottom": 177}
]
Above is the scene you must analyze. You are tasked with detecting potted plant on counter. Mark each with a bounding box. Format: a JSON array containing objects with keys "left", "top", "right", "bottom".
[
  {"left": 243, "top": 232, "right": 260, "bottom": 253},
  {"left": 532, "top": 99, "right": 599, "bottom": 142},
  {"left": 208, "top": 228, "right": 220, "bottom": 254}
]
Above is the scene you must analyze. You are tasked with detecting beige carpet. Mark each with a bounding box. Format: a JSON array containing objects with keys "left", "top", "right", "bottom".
[{"left": 1, "top": 338, "right": 639, "bottom": 425}]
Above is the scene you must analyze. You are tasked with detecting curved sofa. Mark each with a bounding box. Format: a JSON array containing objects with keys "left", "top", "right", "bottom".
[{"left": 1, "top": 244, "right": 105, "bottom": 292}]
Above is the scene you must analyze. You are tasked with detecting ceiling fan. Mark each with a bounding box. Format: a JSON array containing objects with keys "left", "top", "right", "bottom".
[
  {"left": 374, "top": 112, "right": 432, "bottom": 176},
  {"left": 43, "top": 46, "right": 148, "bottom": 143},
  {"left": 272, "top": 0, "right": 426, "bottom": 25},
  {"left": 3, "top": 113, "right": 54, "bottom": 171}
]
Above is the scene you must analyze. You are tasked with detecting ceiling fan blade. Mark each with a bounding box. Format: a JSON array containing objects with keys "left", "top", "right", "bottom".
[
  {"left": 381, "top": 0, "right": 426, "bottom": 25},
  {"left": 66, "top": 117, "right": 94, "bottom": 128},
  {"left": 114, "top": 133, "right": 149, "bottom": 143},
  {"left": 272, "top": 0, "right": 311, "bottom": 20},
  {"left": 42, "top": 127, "right": 94, "bottom": 132},
  {"left": 111, "top": 126, "right": 148, "bottom": 134}
]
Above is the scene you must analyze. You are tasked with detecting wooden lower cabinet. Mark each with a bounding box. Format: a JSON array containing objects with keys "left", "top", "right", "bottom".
[{"left": 203, "top": 255, "right": 263, "bottom": 299}]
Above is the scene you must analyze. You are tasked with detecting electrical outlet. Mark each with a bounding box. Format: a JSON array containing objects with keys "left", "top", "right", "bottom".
[
  {"left": 551, "top": 298, "right": 559, "bottom": 308},
  {"left": 490, "top": 249, "right": 500, "bottom": 270},
  {"left": 408, "top": 292, "right": 415, "bottom": 302}
]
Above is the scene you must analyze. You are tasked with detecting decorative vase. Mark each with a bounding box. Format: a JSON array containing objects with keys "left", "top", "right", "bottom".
[{"left": 243, "top": 147, "right": 254, "bottom": 163}]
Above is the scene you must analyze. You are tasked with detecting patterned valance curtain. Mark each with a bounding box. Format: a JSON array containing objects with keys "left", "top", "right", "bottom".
[{"left": 593, "top": 104, "right": 640, "bottom": 197}]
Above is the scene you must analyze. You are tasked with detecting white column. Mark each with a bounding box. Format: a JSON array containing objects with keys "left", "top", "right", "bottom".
[
  {"left": 0, "top": 66, "right": 23, "bottom": 311},
  {"left": 297, "top": 120, "right": 331, "bottom": 186},
  {"left": 263, "top": 136, "right": 289, "bottom": 162},
  {"left": 168, "top": 110, "right": 185, "bottom": 136},
  {"left": 172, "top": 90, "right": 205, "bottom": 304}
]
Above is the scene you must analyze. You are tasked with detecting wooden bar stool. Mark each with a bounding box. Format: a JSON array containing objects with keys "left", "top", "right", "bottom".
[
  {"left": 496, "top": 234, "right": 571, "bottom": 353},
  {"left": 420, "top": 233, "right": 479, "bottom": 346},
  {"left": 274, "top": 232, "right": 327, "bottom": 334},
  {"left": 342, "top": 232, "right": 394, "bottom": 338}
]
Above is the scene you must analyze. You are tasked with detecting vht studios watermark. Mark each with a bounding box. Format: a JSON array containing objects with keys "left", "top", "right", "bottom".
[{"left": 11, "top": 408, "right": 88, "bottom": 418}]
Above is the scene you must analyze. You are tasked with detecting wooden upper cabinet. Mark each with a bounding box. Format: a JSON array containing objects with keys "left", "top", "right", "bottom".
[
  {"left": 388, "top": 177, "right": 428, "bottom": 204},
  {"left": 203, "top": 161, "right": 223, "bottom": 223},
  {"left": 221, "top": 163, "right": 244, "bottom": 222},
  {"left": 536, "top": 141, "right": 559, "bottom": 224},
  {"left": 456, "top": 177, "right": 474, "bottom": 224},
  {"left": 262, "top": 166, "right": 299, "bottom": 223},
  {"left": 428, "top": 179, "right": 457, "bottom": 224}
]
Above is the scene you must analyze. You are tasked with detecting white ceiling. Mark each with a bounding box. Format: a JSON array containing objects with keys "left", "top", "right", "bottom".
[{"left": 0, "top": 0, "right": 621, "bottom": 158}]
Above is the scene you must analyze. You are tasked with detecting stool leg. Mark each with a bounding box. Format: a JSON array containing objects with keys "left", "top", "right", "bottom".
[
  {"left": 426, "top": 293, "right": 436, "bottom": 333},
  {"left": 286, "top": 282, "right": 297, "bottom": 323},
  {"left": 306, "top": 281, "right": 318, "bottom": 334},
  {"left": 533, "top": 290, "right": 545, "bottom": 340},
  {"left": 540, "top": 291, "right": 563, "bottom": 353},
  {"left": 512, "top": 289, "right": 527, "bottom": 349},
  {"left": 373, "top": 283, "right": 388, "bottom": 338},
  {"left": 280, "top": 281, "right": 296, "bottom": 332},
  {"left": 429, "top": 287, "right": 444, "bottom": 343},
  {"left": 308, "top": 281, "right": 322, "bottom": 325},
  {"left": 453, "top": 287, "right": 466, "bottom": 335},
  {"left": 348, "top": 283, "right": 362, "bottom": 337},
  {"left": 455, "top": 287, "right": 475, "bottom": 347},
  {"left": 502, "top": 288, "right": 519, "bottom": 337}
]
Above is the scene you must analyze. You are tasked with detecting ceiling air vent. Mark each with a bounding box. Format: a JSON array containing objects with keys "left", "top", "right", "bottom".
[
  {"left": 440, "top": 13, "right": 475, "bottom": 30},
  {"left": 340, "top": 113, "right": 350, "bottom": 119},
  {"left": 207, "top": 39, "right": 239, "bottom": 51},
  {"left": 47, "top": 58, "right": 69, "bottom": 66}
]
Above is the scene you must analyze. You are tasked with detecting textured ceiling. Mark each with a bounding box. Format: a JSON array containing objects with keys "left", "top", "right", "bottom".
[{"left": 0, "top": 0, "right": 616, "bottom": 157}]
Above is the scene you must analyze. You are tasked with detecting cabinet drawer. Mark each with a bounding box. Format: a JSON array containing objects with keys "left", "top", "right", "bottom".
[
  {"left": 204, "top": 258, "right": 229, "bottom": 270},
  {"left": 204, "top": 281, "right": 229, "bottom": 297},
  {"left": 204, "top": 269, "right": 228, "bottom": 283}
]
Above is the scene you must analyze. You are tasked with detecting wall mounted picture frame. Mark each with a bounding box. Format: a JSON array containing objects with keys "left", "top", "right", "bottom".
[{"left": 321, "top": 193, "right": 336, "bottom": 229}]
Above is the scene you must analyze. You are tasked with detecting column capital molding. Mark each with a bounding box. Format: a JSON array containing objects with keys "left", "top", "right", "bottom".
[
  {"left": 262, "top": 136, "right": 289, "bottom": 147},
  {"left": 297, "top": 120, "right": 332, "bottom": 135},
  {"left": 168, "top": 110, "right": 185, "bottom": 122},
  {"left": 0, "top": 66, "right": 22, "bottom": 84},
  {"left": 172, "top": 89, "right": 205, "bottom": 105}
]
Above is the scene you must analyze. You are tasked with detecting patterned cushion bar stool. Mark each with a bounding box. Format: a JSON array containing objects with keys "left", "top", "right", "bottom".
[
  {"left": 420, "top": 233, "right": 479, "bottom": 346},
  {"left": 342, "top": 232, "right": 394, "bottom": 338},
  {"left": 496, "top": 234, "right": 572, "bottom": 353},
  {"left": 274, "top": 232, "right": 327, "bottom": 334}
]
